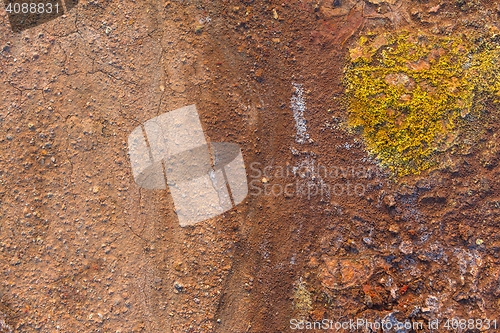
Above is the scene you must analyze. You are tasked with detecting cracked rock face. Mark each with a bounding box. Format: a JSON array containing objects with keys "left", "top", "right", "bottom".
[{"left": 1, "top": 0, "right": 500, "bottom": 332}]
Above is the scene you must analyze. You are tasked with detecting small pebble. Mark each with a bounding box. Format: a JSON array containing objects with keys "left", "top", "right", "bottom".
[{"left": 174, "top": 282, "right": 184, "bottom": 292}]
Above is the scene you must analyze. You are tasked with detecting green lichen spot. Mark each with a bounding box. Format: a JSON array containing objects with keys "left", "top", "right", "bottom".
[{"left": 344, "top": 30, "right": 500, "bottom": 176}]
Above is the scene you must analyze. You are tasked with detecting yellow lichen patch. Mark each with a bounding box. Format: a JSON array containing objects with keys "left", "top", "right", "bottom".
[
  {"left": 293, "top": 278, "right": 312, "bottom": 318},
  {"left": 344, "top": 30, "right": 500, "bottom": 176}
]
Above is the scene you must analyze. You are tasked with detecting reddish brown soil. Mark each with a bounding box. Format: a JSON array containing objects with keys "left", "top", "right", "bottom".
[{"left": 1, "top": 0, "right": 500, "bottom": 332}]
